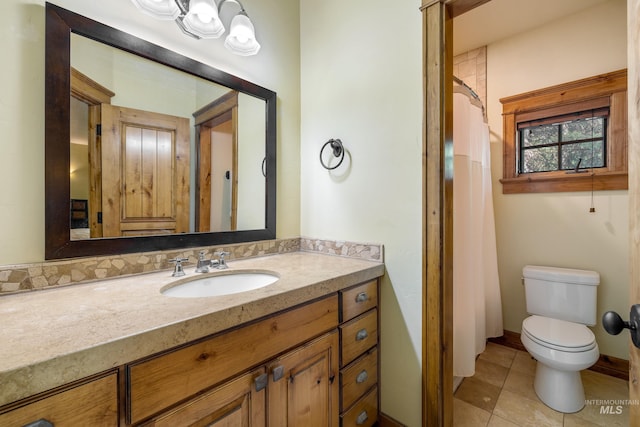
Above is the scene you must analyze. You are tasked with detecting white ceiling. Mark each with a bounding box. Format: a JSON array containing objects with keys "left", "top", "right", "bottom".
[{"left": 453, "top": 0, "right": 611, "bottom": 55}]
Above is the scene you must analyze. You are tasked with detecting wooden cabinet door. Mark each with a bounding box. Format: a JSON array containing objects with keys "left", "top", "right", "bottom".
[
  {"left": 267, "top": 331, "right": 339, "bottom": 427},
  {"left": 147, "top": 368, "right": 266, "bottom": 427},
  {"left": 101, "top": 104, "right": 190, "bottom": 237}
]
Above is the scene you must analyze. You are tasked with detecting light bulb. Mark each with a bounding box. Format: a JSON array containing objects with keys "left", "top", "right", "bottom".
[
  {"left": 183, "top": 0, "right": 224, "bottom": 38},
  {"left": 196, "top": 12, "right": 213, "bottom": 24},
  {"left": 190, "top": 0, "right": 215, "bottom": 18}
]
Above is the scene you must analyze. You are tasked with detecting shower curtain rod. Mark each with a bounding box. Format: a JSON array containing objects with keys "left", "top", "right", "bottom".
[
  {"left": 453, "top": 75, "right": 481, "bottom": 101},
  {"left": 453, "top": 75, "right": 487, "bottom": 122}
]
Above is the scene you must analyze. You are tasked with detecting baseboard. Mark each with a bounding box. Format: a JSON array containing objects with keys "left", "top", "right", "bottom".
[
  {"left": 489, "top": 329, "right": 629, "bottom": 381},
  {"left": 379, "top": 412, "right": 406, "bottom": 427},
  {"left": 488, "top": 329, "right": 525, "bottom": 352}
]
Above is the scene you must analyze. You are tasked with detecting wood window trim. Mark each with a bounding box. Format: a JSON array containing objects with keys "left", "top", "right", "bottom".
[{"left": 499, "top": 69, "right": 628, "bottom": 194}]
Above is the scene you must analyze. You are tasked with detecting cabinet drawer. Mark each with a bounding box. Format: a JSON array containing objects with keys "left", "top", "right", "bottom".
[
  {"left": 0, "top": 372, "right": 118, "bottom": 427},
  {"left": 340, "top": 280, "right": 377, "bottom": 322},
  {"left": 340, "top": 347, "right": 378, "bottom": 411},
  {"left": 340, "top": 386, "right": 377, "bottom": 427},
  {"left": 128, "top": 295, "right": 338, "bottom": 424},
  {"left": 340, "top": 309, "right": 377, "bottom": 367}
]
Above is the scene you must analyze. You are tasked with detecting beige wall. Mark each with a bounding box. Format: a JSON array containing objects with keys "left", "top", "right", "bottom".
[
  {"left": 487, "top": 0, "right": 629, "bottom": 359},
  {"left": 0, "top": 0, "right": 301, "bottom": 264},
  {"left": 299, "top": 0, "right": 422, "bottom": 425}
]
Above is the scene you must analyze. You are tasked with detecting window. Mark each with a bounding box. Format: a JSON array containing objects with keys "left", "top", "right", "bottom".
[
  {"left": 518, "top": 109, "right": 607, "bottom": 173},
  {"left": 500, "top": 70, "right": 627, "bottom": 194}
]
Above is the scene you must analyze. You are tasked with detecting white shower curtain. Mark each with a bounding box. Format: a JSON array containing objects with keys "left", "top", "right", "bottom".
[{"left": 453, "top": 89, "right": 503, "bottom": 377}]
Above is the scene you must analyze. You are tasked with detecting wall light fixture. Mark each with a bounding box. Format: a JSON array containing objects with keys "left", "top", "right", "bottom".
[{"left": 130, "top": 0, "right": 261, "bottom": 56}]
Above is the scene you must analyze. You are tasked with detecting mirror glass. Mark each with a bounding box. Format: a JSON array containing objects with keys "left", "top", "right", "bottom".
[{"left": 46, "top": 3, "right": 276, "bottom": 259}]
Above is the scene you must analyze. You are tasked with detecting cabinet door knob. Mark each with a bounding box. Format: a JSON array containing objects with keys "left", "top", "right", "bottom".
[
  {"left": 355, "top": 292, "right": 368, "bottom": 303},
  {"left": 272, "top": 365, "right": 285, "bottom": 382},
  {"left": 254, "top": 373, "right": 268, "bottom": 392},
  {"left": 356, "top": 328, "right": 368, "bottom": 341},
  {"left": 356, "top": 410, "right": 368, "bottom": 425},
  {"left": 356, "top": 370, "right": 369, "bottom": 384},
  {"left": 23, "top": 420, "right": 54, "bottom": 427}
]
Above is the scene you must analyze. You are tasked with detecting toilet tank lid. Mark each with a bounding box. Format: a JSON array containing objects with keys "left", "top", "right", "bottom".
[{"left": 523, "top": 265, "right": 600, "bottom": 285}]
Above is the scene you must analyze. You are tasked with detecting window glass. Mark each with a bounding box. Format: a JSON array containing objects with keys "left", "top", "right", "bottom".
[{"left": 518, "top": 114, "right": 606, "bottom": 174}]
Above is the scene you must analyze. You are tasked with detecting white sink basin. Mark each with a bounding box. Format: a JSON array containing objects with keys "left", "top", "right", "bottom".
[{"left": 161, "top": 271, "right": 279, "bottom": 298}]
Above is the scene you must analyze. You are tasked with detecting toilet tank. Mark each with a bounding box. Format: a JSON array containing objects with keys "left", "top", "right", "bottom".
[{"left": 523, "top": 265, "right": 599, "bottom": 325}]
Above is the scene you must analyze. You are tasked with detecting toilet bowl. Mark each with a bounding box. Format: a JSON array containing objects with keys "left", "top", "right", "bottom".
[
  {"left": 520, "top": 265, "right": 600, "bottom": 414},
  {"left": 521, "top": 315, "right": 599, "bottom": 413}
]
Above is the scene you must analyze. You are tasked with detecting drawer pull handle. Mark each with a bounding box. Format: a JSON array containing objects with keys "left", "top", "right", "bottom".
[
  {"left": 356, "top": 410, "right": 368, "bottom": 425},
  {"left": 356, "top": 369, "right": 369, "bottom": 384},
  {"left": 255, "top": 373, "right": 268, "bottom": 392},
  {"left": 356, "top": 328, "right": 368, "bottom": 341},
  {"left": 24, "top": 420, "right": 54, "bottom": 427},
  {"left": 272, "top": 365, "right": 285, "bottom": 382},
  {"left": 355, "top": 292, "right": 368, "bottom": 303}
]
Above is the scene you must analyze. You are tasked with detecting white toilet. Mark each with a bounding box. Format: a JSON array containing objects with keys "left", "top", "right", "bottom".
[{"left": 520, "top": 265, "right": 600, "bottom": 413}]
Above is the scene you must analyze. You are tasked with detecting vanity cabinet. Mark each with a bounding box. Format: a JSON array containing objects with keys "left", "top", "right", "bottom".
[
  {"left": 0, "top": 277, "right": 381, "bottom": 427},
  {"left": 142, "top": 331, "right": 339, "bottom": 427},
  {"left": 338, "top": 280, "right": 379, "bottom": 427},
  {"left": 0, "top": 371, "right": 118, "bottom": 426},
  {"left": 129, "top": 295, "right": 340, "bottom": 426}
]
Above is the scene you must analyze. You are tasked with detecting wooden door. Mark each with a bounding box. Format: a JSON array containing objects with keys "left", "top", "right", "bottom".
[
  {"left": 101, "top": 104, "right": 190, "bottom": 237},
  {"left": 148, "top": 368, "right": 267, "bottom": 427},
  {"left": 629, "top": 0, "right": 639, "bottom": 422},
  {"left": 267, "top": 331, "right": 339, "bottom": 427}
]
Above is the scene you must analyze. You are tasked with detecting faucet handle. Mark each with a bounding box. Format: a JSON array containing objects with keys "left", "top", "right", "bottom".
[
  {"left": 214, "top": 251, "right": 231, "bottom": 269},
  {"left": 169, "top": 257, "right": 188, "bottom": 277}
]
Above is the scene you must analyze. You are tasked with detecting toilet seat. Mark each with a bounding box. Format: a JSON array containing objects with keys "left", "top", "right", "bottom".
[{"left": 522, "top": 315, "right": 596, "bottom": 353}]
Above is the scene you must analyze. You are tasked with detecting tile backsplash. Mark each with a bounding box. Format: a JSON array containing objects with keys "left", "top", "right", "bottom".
[{"left": 0, "top": 237, "right": 383, "bottom": 294}]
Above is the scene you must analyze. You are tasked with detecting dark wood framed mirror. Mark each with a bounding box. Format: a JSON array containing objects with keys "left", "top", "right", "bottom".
[{"left": 45, "top": 2, "right": 276, "bottom": 259}]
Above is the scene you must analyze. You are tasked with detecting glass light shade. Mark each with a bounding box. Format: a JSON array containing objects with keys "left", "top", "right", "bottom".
[
  {"left": 224, "top": 13, "right": 260, "bottom": 56},
  {"left": 182, "top": 0, "right": 225, "bottom": 38},
  {"left": 130, "top": 0, "right": 180, "bottom": 20}
]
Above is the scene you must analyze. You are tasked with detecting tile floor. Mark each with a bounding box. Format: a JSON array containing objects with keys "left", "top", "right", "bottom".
[{"left": 453, "top": 342, "right": 630, "bottom": 426}]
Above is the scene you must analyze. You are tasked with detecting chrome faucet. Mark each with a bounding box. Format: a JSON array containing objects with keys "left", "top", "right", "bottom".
[
  {"left": 214, "top": 251, "right": 230, "bottom": 269},
  {"left": 195, "top": 251, "right": 211, "bottom": 273},
  {"left": 169, "top": 257, "right": 188, "bottom": 277}
]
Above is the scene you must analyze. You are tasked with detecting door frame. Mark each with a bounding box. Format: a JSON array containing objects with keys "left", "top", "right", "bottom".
[
  {"left": 70, "top": 67, "right": 115, "bottom": 238},
  {"left": 421, "top": 0, "right": 640, "bottom": 425},
  {"left": 193, "top": 91, "right": 239, "bottom": 232},
  {"left": 627, "top": 0, "right": 639, "bottom": 421}
]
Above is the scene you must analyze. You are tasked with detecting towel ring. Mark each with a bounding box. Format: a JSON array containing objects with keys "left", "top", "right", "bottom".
[{"left": 320, "top": 138, "right": 345, "bottom": 170}]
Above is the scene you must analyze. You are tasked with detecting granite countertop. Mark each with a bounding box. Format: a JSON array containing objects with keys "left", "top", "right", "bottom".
[{"left": 0, "top": 251, "right": 384, "bottom": 407}]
